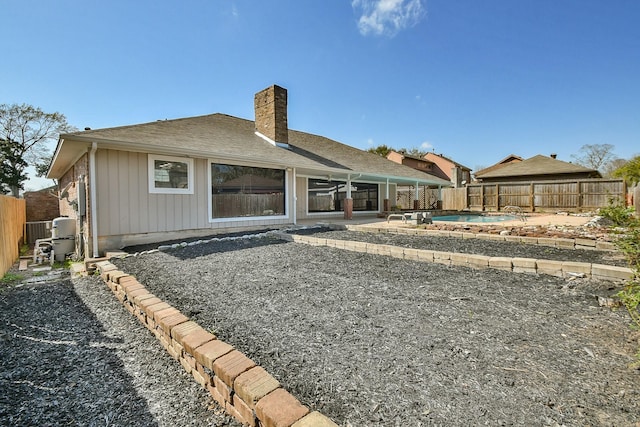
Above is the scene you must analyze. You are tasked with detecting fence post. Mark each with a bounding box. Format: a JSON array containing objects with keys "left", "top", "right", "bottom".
[
  {"left": 480, "top": 184, "right": 485, "bottom": 211},
  {"left": 529, "top": 182, "right": 534, "bottom": 212},
  {"left": 577, "top": 180, "right": 582, "bottom": 211}
]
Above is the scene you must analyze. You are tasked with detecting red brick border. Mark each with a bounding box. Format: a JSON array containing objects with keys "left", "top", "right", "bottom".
[{"left": 95, "top": 261, "right": 337, "bottom": 427}]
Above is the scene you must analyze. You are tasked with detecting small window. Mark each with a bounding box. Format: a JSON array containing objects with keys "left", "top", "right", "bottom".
[{"left": 148, "top": 155, "right": 194, "bottom": 194}]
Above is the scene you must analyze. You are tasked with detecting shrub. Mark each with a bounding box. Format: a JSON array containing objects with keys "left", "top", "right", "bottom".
[{"left": 599, "top": 197, "right": 639, "bottom": 228}]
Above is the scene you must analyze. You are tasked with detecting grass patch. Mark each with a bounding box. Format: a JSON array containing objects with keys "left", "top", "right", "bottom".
[{"left": 1, "top": 272, "right": 24, "bottom": 284}]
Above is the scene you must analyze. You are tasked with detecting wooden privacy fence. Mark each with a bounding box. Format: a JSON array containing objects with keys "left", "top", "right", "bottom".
[
  {"left": 464, "top": 179, "right": 626, "bottom": 212},
  {"left": 441, "top": 188, "right": 467, "bottom": 210},
  {"left": 396, "top": 186, "right": 441, "bottom": 210},
  {"left": 0, "top": 195, "right": 26, "bottom": 277}
]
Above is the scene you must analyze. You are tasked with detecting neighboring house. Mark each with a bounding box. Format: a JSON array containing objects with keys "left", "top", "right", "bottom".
[
  {"left": 386, "top": 150, "right": 438, "bottom": 175},
  {"left": 24, "top": 186, "right": 60, "bottom": 222},
  {"left": 474, "top": 154, "right": 602, "bottom": 183},
  {"left": 386, "top": 151, "right": 471, "bottom": 188},
  {"left": 47, "top": 85, "right": 451, "bottom": 258},
  {"left": 472, "top": 154, "right": 523, "bottom": 181},
  {"left": 422, "top": 152, "right": 472, "bottom": 188}
]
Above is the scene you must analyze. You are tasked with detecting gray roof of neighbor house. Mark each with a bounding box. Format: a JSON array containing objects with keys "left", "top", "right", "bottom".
[
  {"left": 474, "top": 154, "right": 601, "bottom": 179},
  {"left": 473, "top": 154, "right": 523, "bottom": 176},
  {"left": 48, "top": 113, "right": 452, "bottom": 186}
]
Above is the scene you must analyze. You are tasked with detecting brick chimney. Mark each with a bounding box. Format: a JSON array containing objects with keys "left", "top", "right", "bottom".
[{"left": 254, "top": 85, "right": 288, "bottom": 145}]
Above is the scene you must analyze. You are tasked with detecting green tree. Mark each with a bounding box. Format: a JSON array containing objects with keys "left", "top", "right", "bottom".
[
  {"left": 34, "top": 152, "right": 56, "bottom": 185},
  {"left": 0, "top": 104, "right": 75, "bottom": 196},
  {"left": 367, "top": 144, "right": 393, "bottom": 157},
  {"left": 0, "top": 140, "right": 28, "bottom": 195},
  {"left": 612, "top": 155, "right": 640, "bottom": 186}
]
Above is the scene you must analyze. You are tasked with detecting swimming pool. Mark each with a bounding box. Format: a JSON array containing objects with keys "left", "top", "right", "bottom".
[{"left": 432, "top": 214, "right": 519, "bottom": 223}]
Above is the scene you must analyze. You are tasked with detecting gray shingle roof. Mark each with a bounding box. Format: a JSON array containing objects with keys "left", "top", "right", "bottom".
[
  {"left": 56, "top": 113, "right": 451, "bottom": 186},
  {"left": 475, "top": 154, "right": 600, "bottom": 178}
]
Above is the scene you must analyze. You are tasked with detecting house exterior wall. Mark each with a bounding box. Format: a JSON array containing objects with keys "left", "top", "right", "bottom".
[
  {"left": 403, "top": 157, "right": 432, "bottom": 172},
  {"left": 62, "top": 147, "right": 392, "bottom": 255},
  {"left": 386, "top": 151, "right": 404, "bottom": 164},
  {"left": 424, "top": 153, "right": 453, "bottom": 179},
  {"left": 423, "top": 153, "right": 471, "bottom": 188},
  {"left": 93, "top": 149, "right": 293, "bottom": 252},
  {"left": 57, "top": 153, "right": 90, "bottom": 257},
  {"left": 386, "top": 152, "right": 433, "bottom": 173},
  {"left": 25, "top": 188, "right": 59, "bottom": 221}
]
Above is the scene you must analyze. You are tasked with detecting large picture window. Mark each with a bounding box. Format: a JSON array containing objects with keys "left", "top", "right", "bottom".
[
  {"left": 211, "top": 163, "right": 286, "bottom": 219},
  {"left": 308, "top": 179, "right": 378, "bottom": 212},
  {"left": 148, "top": 155, "right": 194, "bottom": 194}
]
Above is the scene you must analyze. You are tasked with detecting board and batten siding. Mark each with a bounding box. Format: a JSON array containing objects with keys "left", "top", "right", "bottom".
[
  {"left": 95, "top": 149, "right": 209, "bottom": 236},
  {"left": 94, "top": 149, "right": 294, "bottom": 251}
]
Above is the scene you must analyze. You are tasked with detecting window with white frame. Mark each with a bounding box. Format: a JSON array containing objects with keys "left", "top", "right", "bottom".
[{"left": 148, "top": 154, "right": 194, "bottom": 194}]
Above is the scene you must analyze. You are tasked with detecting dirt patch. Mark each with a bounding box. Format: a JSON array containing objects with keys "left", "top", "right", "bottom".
[{"left": 113, "top": 234, "right": 640, "bottom": 426}]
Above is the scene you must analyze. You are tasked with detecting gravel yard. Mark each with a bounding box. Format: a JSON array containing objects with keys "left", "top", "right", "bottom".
[
  {"left": 2, "top": 226, "right": 638, "bottom": 426},
  {"left": 108, "top": 231, "right": 640, "bottom": 426},
  {"left": 0, "top": 276, "right": 239, "bottom": 426}
]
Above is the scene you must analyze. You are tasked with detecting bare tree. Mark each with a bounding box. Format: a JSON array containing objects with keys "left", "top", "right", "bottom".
[
  {"left": 571, "top": 143, "right": 616, "bottom": 171},
  {"left": 0, "top": 104, "right": 75, "bottom": 196},
  {"left": 601, "top": 157, "right": 628, "bottom": 178}
]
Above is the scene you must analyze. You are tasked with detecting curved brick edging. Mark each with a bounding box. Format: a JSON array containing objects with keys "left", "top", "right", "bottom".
[
  {"left": 343, "top": 224, "right": 619, "bottom": 252},
  {"left": 278, "top": 234, "right": 634, "bottom": 282},
  {"left": 94, "top": 261, "right": 337, "bottom": 427}
]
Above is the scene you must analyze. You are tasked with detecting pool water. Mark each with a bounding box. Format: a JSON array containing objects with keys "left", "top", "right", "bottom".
[{"left": 432, "top": 214, "right": 519, "bottom": 223}]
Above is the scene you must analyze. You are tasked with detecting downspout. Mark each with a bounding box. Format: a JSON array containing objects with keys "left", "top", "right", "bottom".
[
  {"left": 292, "top": 168, "right": 297, "bottom": 225},
  {"left": 89, "top": 142, "right": 99, "bottom": 258}
]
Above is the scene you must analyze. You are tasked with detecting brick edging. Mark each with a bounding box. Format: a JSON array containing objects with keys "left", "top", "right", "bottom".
[
  {"left": 95, "top": 261, "right": 337, "bottom": 427},
  {"left": 278, "top": 234, "right": 634, "bottom": 282},
  {"left": 343, "top": 224, "right": 618, "bottom": 252}
]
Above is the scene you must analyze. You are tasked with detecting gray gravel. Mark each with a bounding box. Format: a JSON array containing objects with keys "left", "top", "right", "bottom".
[
  {"left": 0, "top": 275, "right": 239, "bottom": 426},
  {"left": 288, "top": 228, "right": 629, "bottom": 267},
  {"left": 112, "top": 233, "right": 640, "bottom": 427}
]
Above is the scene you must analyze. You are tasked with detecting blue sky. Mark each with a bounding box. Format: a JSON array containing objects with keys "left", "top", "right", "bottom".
[{"left": 3, "top": 0, "right": 639, "bottom": 190}]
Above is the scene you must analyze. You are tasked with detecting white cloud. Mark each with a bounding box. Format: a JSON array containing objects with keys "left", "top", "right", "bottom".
[
  {"left": 352, "top": 0, "right": 426, "bottom": 37},
  {"left": 367, "top": 138, "right": 375, "bottom": 146},
  {"left": 420, "top": 140, "right": 433, "bottom": 151}
]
